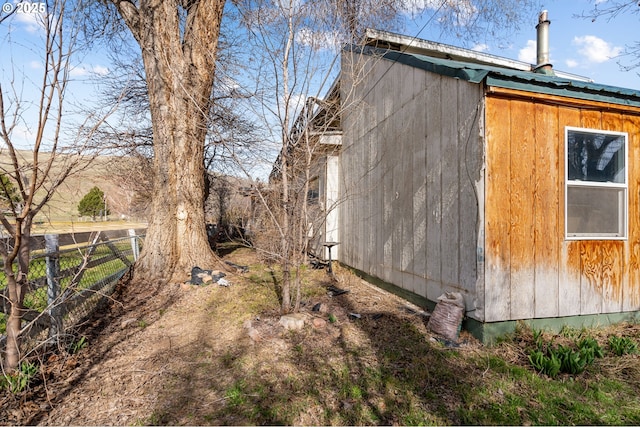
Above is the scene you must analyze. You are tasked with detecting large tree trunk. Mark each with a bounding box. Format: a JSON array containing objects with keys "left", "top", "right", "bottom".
[{"left": 113, "top": 0, "right": 225, "bottom": 283}]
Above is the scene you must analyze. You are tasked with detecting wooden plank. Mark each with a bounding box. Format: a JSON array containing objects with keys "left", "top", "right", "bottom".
[
  {"left": 399, "top": 104, "right": 416, "bottom": 293},
  {"left": 412, "top": 70, "right": 428, "bottom": 298},
  {"left": 558, "top": 106, "right": 583, "bottom": 317},
  {"left": 356, "top": 125, "right": 376, "bottom": 271},
  {"left": 624, "top": 115, "right": 640, "bottom": 310},
  {"left": 580, "top": 241, "right": 603, "bottom": 315},
  {"left": 425, "top": 74, "right": 443, "bottom": 301},
  {"left": 508, "top": 99, "right": 536, "bottom": 320},
  {"left": 440, "top": 76, "right": 460, "bottom": 290},
  {"left": 601, "top": 241, "right": 623, "bottom": 313},
  {"left": 601, "top": 112, "right": 625, "bottom": 313},
  {"left": 486, "top": 86, "right": 640, "bottom": 116},
  {"left": 484, "top": 97, "right": 511, "bottom": 322},
  {"left": 381, "top": 117, "right": 394, "bottom": 284},
  {"left": 533, "top": 103, "right": 560, "bottom": 318},
  {"left": 579, "top": 110, "right": 604, "bottom": 314},
  {"left": 372, "top": 127, "right": 384, "bottom": 280},
  {"left": 457, "top": 83, "right": 483, "bottom": 299},
  {"left": 390, "top": 98, "right": 405, "bottom": 288}
]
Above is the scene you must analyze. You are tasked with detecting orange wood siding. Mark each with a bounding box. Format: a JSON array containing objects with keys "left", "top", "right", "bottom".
[{"left": 485, "top": 91, "right": 640, "bottom": 321}]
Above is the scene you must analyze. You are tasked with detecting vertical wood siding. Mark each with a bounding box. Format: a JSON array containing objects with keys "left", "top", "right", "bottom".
[
  {"left": 485, "top": 94, "right": 640, "bottom": 321},
  {"left": 340, "top": 53, "right": 484, "bottom": 317}
]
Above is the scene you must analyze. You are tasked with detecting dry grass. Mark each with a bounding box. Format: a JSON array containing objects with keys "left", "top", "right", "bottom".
[{"left": 2, "top": 245, "right": 640, "bottom": 426}]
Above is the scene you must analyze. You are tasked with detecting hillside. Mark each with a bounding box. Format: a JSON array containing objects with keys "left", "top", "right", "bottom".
[{"left": 0, "top": 150, "right": 143, "bottom": 223}]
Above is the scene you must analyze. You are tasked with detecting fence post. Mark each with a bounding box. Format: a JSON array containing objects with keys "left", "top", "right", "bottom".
[
  {"left": 128, "top": 229, "right": 139, "bottom": 262},
  {"left": 45, "top": 234, "right": 61, "bottom": 339}
]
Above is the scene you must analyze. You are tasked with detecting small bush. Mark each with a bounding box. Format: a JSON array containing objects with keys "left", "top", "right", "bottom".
[
  {"left": 528, "top": 349, "right": 560, "bottom": 378},
  {"left": 527, "top": 329, "right": 604, "bottom": 377},
  {"left": 1, "top": 361, "right": 39, "bottom": 394},
  {"left": 608, "top": 335, "right": 638, "bottom": 356}
]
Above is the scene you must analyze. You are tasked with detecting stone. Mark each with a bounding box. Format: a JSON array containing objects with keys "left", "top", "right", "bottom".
[
  {"left": 247, "top": 328, "right": 261, "bottom": 342},
  {"left": 120, "top": 318, "right": 138, "bottom": 329},
  {"left": 279, "top": 313, "right": 306, "bottom": 330},
  {"left": 312, "top": 302, "right": 328, "bottom": 313},
  {"left": 312, "top": 317, "right": 327, "bottom": 329}
]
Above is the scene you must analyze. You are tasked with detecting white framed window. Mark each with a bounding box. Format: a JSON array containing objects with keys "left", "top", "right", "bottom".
[{"left": 565, "top": 126, "right": 627, "bottom": 240}]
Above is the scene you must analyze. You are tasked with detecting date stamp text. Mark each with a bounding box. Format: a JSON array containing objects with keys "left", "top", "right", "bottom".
[{"left": 2, "top": 2, "right": 47, "bottom": 15}]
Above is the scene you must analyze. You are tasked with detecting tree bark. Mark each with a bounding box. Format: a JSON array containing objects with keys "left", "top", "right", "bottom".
[
  {"left": 4, "top": 217, "right": 33, "bottom": 370},
  {"left": 112, "top": 0, "right": 226, "bottom": 283}
]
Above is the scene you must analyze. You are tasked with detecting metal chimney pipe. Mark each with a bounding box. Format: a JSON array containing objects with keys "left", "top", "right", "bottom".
[{"left": 534, "top": 10, "right": 554, "bottom": 75}]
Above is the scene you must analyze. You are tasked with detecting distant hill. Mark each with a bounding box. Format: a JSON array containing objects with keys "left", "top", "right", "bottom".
[{"left": 0, "top": 150, "right": 144, "bottom": 223}]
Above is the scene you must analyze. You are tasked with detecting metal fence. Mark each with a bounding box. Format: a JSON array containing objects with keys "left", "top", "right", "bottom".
[{"left": 0, "top": 229, "right": 144, "bottom": 352}]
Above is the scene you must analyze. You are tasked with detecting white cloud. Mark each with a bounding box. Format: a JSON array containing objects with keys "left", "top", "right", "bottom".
[
  {"left": 472, "top": 43, "right": 489, "bottom": 53},
  {"left": 296, "top": 27, "right": 341, "bottom": 51},
  {"left": 92, "top": 65, "right": 109, "bottom": 76},
  {"left": 14, "top": 13, "right": 42, "bottom": 33},
  {"left": 518, "top": 39, "right": 536, "bottom": 63},
  {"left": 400, "top": 0, "right": 477, "bottom": 25},
  {"left": 400, "top": 0, "right": 442, "bottom": 15},
  {"left": 565, "top": 59, "right": 579, "bottom": 68},
  {"left": 70, "top": 64, "right": 110, "bottom": 77},
  {"left": 572, "top": 35, "right": 622, "bottom": 63}
]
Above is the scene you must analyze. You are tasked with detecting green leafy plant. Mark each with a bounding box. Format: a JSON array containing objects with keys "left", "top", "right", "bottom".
[
  {"left": 528, "top": 333, "right": 603, "bottom": 377},
  {"left": 2, "top": 361, "right": 39, "bottom": 393},
  {"left": 555, "top": 344, "right": 587, "bottom": 375},
  {"left": 577, "top": 336, "right": 604, "bottom": 365},
  {"left": 532, "top": 328, "right": 544, "bottom": 350},
  {"left": 609, "top": 335, "right": 638, "bottom": 356},
  {"left": 528, "top": 349, "right": 561, "bottom": 378},
  {"left": 69, "top": 336, "right": 88, "bottom": 354}
]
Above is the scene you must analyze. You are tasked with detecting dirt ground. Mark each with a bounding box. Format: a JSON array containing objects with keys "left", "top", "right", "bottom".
[{"left": 0, "top": 247, "right": 479, "bottom": 425}]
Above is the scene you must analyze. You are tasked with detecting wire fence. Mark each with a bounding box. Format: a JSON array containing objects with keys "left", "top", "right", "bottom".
[{"left": 0, "top": 229, "right": 144, "bottom": 356}]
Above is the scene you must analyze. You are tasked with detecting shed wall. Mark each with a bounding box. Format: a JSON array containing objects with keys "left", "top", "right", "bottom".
[
  {"left": 339, "top": 53, "right": 484, "bottom": 317},
  {"left": 484, "top": 92, "right": 640, "bottom": 322}
]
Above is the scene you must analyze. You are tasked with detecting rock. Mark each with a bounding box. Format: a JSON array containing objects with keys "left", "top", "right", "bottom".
[
  {"left": 198, "top": 273, "right": 213, "bottom": 283},
  {"left": 120, "top": 318, "right": 138, "bottom": 329},
  {"left": 180, "top": 282, "right": 194, "bottom": 291},
  {"left": 312, "top": 302, "right": 328, "bottom": 313},
  {"left": 247, "top": 328, "right": 261, "bottom": 342},
  {"left": 279, "top": 313, "right": 306, "bottom": 330},
  {"left": 312, "top": 317, "right": 327, "bottom": 329}
]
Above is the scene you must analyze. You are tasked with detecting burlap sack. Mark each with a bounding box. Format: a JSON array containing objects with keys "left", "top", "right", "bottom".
[{"left": 427, "top": 292, "right": 465, "bottom": 341}]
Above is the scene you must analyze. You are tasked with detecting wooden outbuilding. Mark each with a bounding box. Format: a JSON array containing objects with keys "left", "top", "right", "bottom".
[{"left": 312, "top": 27, "right": 640, "bottom": 341}]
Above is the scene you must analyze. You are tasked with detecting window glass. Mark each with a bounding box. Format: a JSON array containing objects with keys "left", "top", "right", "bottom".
[
  {"left": 565, "top": 127, "right": 627, "bottom": 239},
  {"left": 567, "top": 131, "right": 625, "bottom": 183}
]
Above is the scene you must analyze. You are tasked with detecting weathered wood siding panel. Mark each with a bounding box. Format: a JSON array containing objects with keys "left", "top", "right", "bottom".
[
  {"left": 340, "top": 53, "right": 483, "bottom": 317},
  {"left": 558, "top": 107, "right": 582, "bottom": 317},
  {"left": 509, "top": 100, "right": 536, "bottom": 319},
  {"left": 534, "top": 103, "right": 560, "bottom": 318},
  {"left": 485, "top": 92, "right": 640, "bottom": 321},
  {"left": 484, "top": 97, "right": 512, "bottom": 322},
  {"left": 624, "top": 116, "right": 640, "bottom": 311}
]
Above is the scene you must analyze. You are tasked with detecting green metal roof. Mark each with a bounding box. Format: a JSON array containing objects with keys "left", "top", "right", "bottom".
[{"left": 356, "top": 46, "right": 640, "bottom": 109}]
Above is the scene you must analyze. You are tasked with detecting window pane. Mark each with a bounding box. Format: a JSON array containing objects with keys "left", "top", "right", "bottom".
[
  {"left": 567, "top": 130, "right": 625, "bottom": 183},
  {"left": 567, "top": 186, "right": 624, "bottom": 235}
]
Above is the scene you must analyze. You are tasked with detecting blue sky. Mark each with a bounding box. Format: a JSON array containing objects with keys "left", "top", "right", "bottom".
[
  {"left": 1, "top": 0, "right": 639, "bottom": 152},
  {"left": 405, "top": 0, "right": 640, "bottom": 90}
]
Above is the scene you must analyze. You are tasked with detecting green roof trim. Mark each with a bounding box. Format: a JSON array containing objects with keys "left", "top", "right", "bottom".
[{"left": 353, "top": 46, "right": 640, "bottom": 108}]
